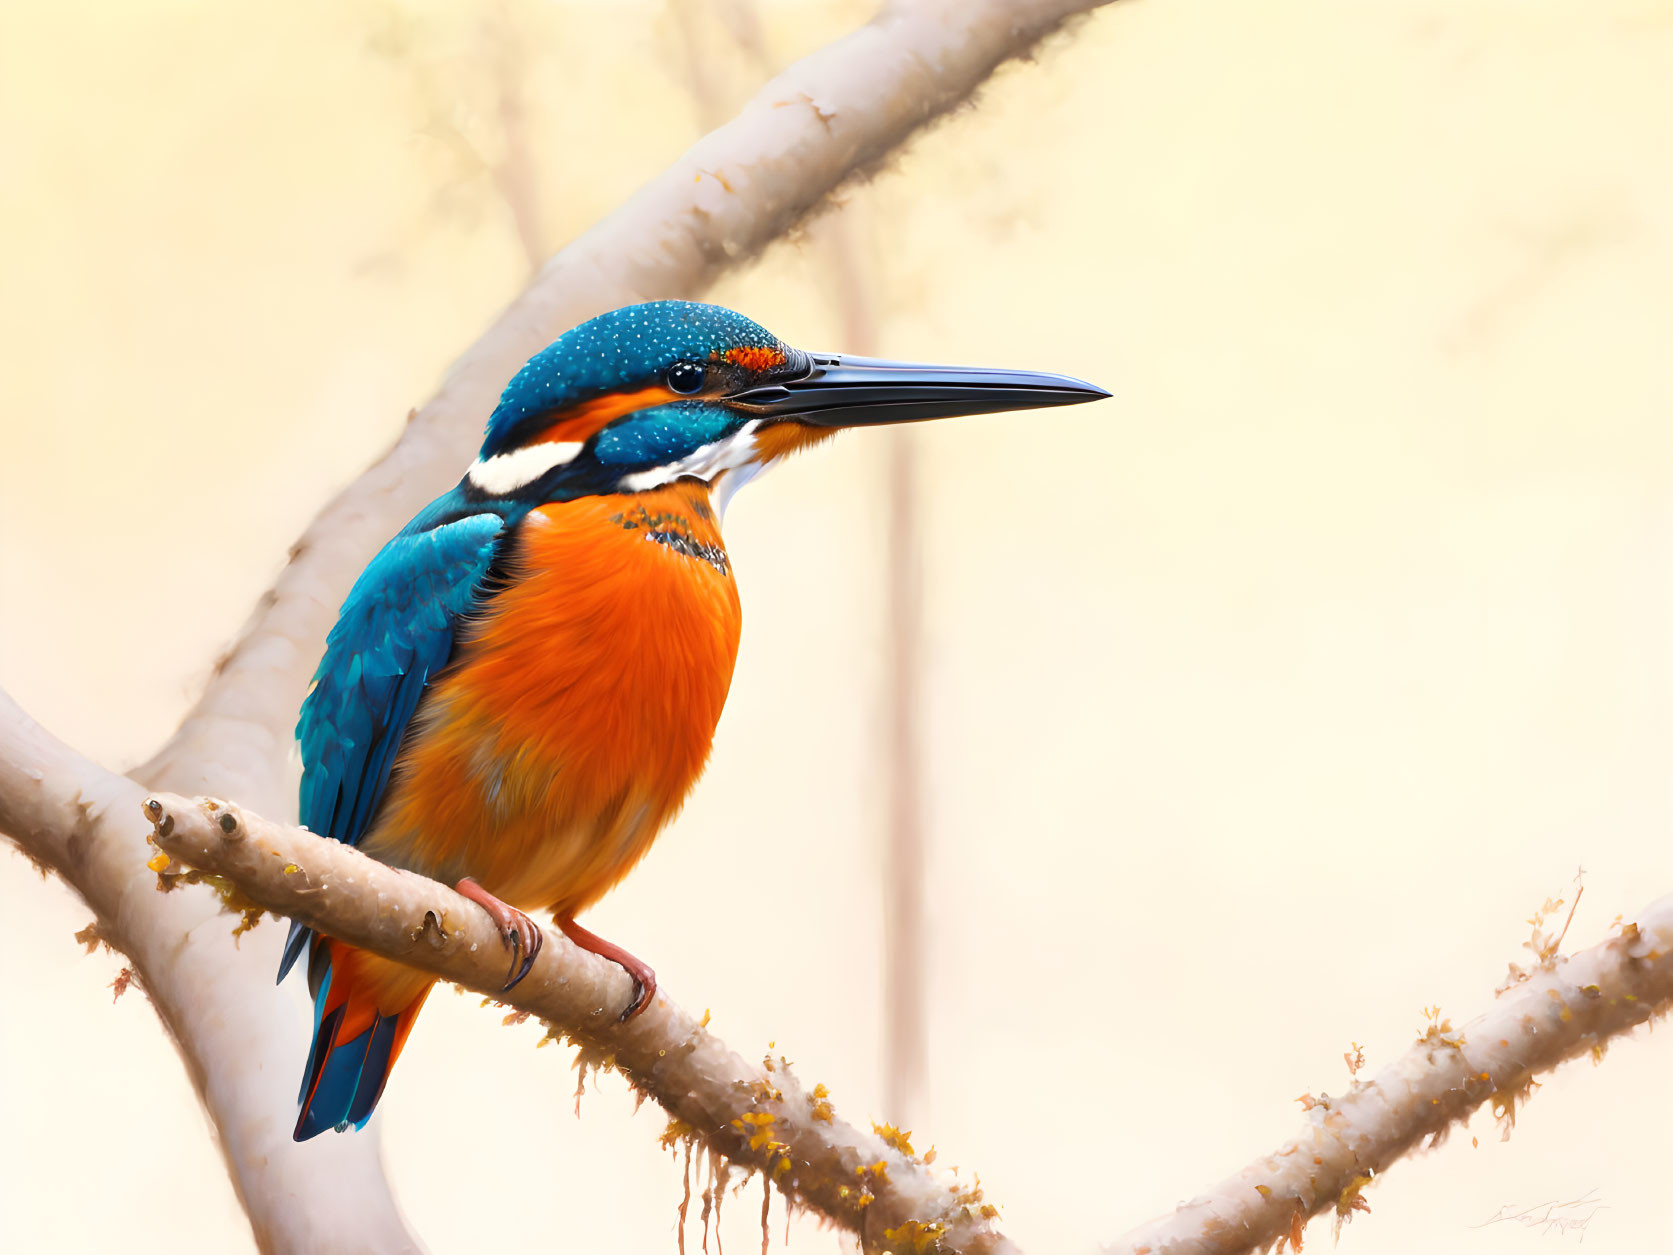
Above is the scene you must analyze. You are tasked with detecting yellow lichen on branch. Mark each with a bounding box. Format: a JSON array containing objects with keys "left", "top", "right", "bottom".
[
  {"left": 1109, "top": 895, "right": 1673, "bottom": 1255},
  {"left": 873, "top": 1123, "right": 916, "bottom": 1157}
]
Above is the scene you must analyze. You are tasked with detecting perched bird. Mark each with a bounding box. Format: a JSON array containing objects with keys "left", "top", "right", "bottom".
[{"left": 283, "top": 300, "right": 1106, "bottom": 1140}]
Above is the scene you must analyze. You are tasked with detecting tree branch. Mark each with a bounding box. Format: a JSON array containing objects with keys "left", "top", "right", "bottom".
[
  {"left": 143, "top": 789, "right": 1016, "bottom": 1255},
  {"left": 0, "top": 691, "right": 422, "bottom": 1254},
  {"left": 1108, "top": 898, "right": 1673, "bottom": 1255}
]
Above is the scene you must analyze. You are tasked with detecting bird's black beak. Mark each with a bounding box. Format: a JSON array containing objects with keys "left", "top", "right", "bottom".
[{"left": 731, "top": 354, "right": 1109, "bottom": 428}]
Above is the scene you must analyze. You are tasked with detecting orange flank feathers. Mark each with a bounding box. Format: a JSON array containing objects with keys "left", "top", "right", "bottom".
[{"left": 361, "top": 481, "right": 742, "bottom": 927}]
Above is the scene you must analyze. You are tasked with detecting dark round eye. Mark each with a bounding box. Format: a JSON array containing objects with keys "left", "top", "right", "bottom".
[{"left": 665, "top": 361, "right": 706, "bottom": 395}]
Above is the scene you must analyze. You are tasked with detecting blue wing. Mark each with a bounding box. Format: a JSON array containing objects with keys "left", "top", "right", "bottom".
[{"left": 279, "top": 494, "right": 510, "bottom": 982}]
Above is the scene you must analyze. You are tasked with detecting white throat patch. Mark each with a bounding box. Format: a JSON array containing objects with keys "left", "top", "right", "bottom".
[
  {"left": 709, "top": 460, "right": 767, "bottom": 519},
  {"left": 618, "top": 421, "right": 763, "bottom": 496},
  {"left": 468, "top": 441, "right": 584, "bottom": 495}
]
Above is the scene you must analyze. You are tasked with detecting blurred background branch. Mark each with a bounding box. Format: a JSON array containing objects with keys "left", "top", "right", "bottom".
[{"left": 136, "top": 0, "right": 1114, "bottom": 819}]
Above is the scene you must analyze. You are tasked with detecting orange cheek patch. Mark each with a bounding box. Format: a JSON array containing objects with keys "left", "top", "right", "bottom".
[
  {"left": 723, "top": 346, "right": 787, "bottom": 373},
  {"left": 531, "top": 385, "right": 678, "bottom": 445},
  {"left": 753, "top": 423, "right": 837, "bottom": 462}
]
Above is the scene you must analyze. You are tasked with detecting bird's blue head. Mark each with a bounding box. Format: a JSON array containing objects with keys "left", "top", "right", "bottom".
[{"left": 466, "top": 300, "right": 1107, "bottom": 510}]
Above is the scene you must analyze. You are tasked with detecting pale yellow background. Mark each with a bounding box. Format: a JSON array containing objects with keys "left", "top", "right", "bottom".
[{"left": 3, "top": 2, "right": 1672, "bottom": 1253}]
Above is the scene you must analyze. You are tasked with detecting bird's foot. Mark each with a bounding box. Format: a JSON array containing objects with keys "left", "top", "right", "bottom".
[
  {"left": 456, "top": 877, "right": 543, "bottom": 990},
  {"left": 557, "top": 916, "right": 657, "bottom": 1022}
]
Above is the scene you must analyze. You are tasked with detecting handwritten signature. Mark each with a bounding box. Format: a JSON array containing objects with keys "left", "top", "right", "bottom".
[{"left": 1477, "top": 1190, "right": 1606, "bottom": 1242}]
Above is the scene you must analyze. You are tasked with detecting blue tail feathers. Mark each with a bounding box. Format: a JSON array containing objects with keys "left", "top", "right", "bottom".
[{"left": 292, "top": 945, "right": 427, "bottom": 1141}]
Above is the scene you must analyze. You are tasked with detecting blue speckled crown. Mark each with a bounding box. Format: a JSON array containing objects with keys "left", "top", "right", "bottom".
[{"left": 481, "top": 301, "right": 782, "bottom": 456}]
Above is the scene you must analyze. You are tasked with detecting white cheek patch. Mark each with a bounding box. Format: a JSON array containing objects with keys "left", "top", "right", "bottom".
[
  {"left": 468, "top": 440, "right": 584, "bottom": 494},
  {"left": 619, "top": 420, "right": 763, "bottom": 494}
]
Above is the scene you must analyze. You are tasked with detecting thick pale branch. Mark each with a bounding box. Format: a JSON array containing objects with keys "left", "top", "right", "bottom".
[
  {"left": 1109, "top": 899, "right": 1673, "bottom": 1255},
  {"left": 0, "top": 691, "right": 421, "bottom": 1255},
  {"left": 138, "top": 0, "right": 1116, "bottom": 813},
  {"left": 144, "top": 790, "right": 1016, "bottom": 1255}
]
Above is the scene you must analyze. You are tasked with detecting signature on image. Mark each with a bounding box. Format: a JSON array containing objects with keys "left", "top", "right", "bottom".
[{"left": 1477, "top": 1189, "right": 1606, "bottom": 1242}]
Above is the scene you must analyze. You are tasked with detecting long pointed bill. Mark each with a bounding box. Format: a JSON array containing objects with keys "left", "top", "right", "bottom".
[{"left": 731, "top": 354, "right": 1109, "bottom": 427}]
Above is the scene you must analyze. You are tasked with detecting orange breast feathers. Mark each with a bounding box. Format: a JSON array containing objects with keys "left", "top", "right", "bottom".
[{"left": 361, "top": 483, "right": 742, "bottom": 916}]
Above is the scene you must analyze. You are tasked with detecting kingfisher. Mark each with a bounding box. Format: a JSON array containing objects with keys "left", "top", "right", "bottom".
[{"left": 282, "top": 300, "right": 1106, "bottom": 1140}]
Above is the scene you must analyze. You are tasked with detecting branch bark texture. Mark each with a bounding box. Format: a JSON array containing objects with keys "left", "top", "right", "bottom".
[
  {"left": 143, "top": 790, "right": 1016, "bottom": 1255},
  {"left": 0, "top": 693, "right": 421, "bottom": 1254},
  {"left": 1108, "top": 898, "right": 1673, "bottom": 1255}
]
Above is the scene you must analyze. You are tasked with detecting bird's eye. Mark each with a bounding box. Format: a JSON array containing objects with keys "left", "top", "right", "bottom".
[{"left": 666, "top": 361, "right": 706, "bottom": 395}]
